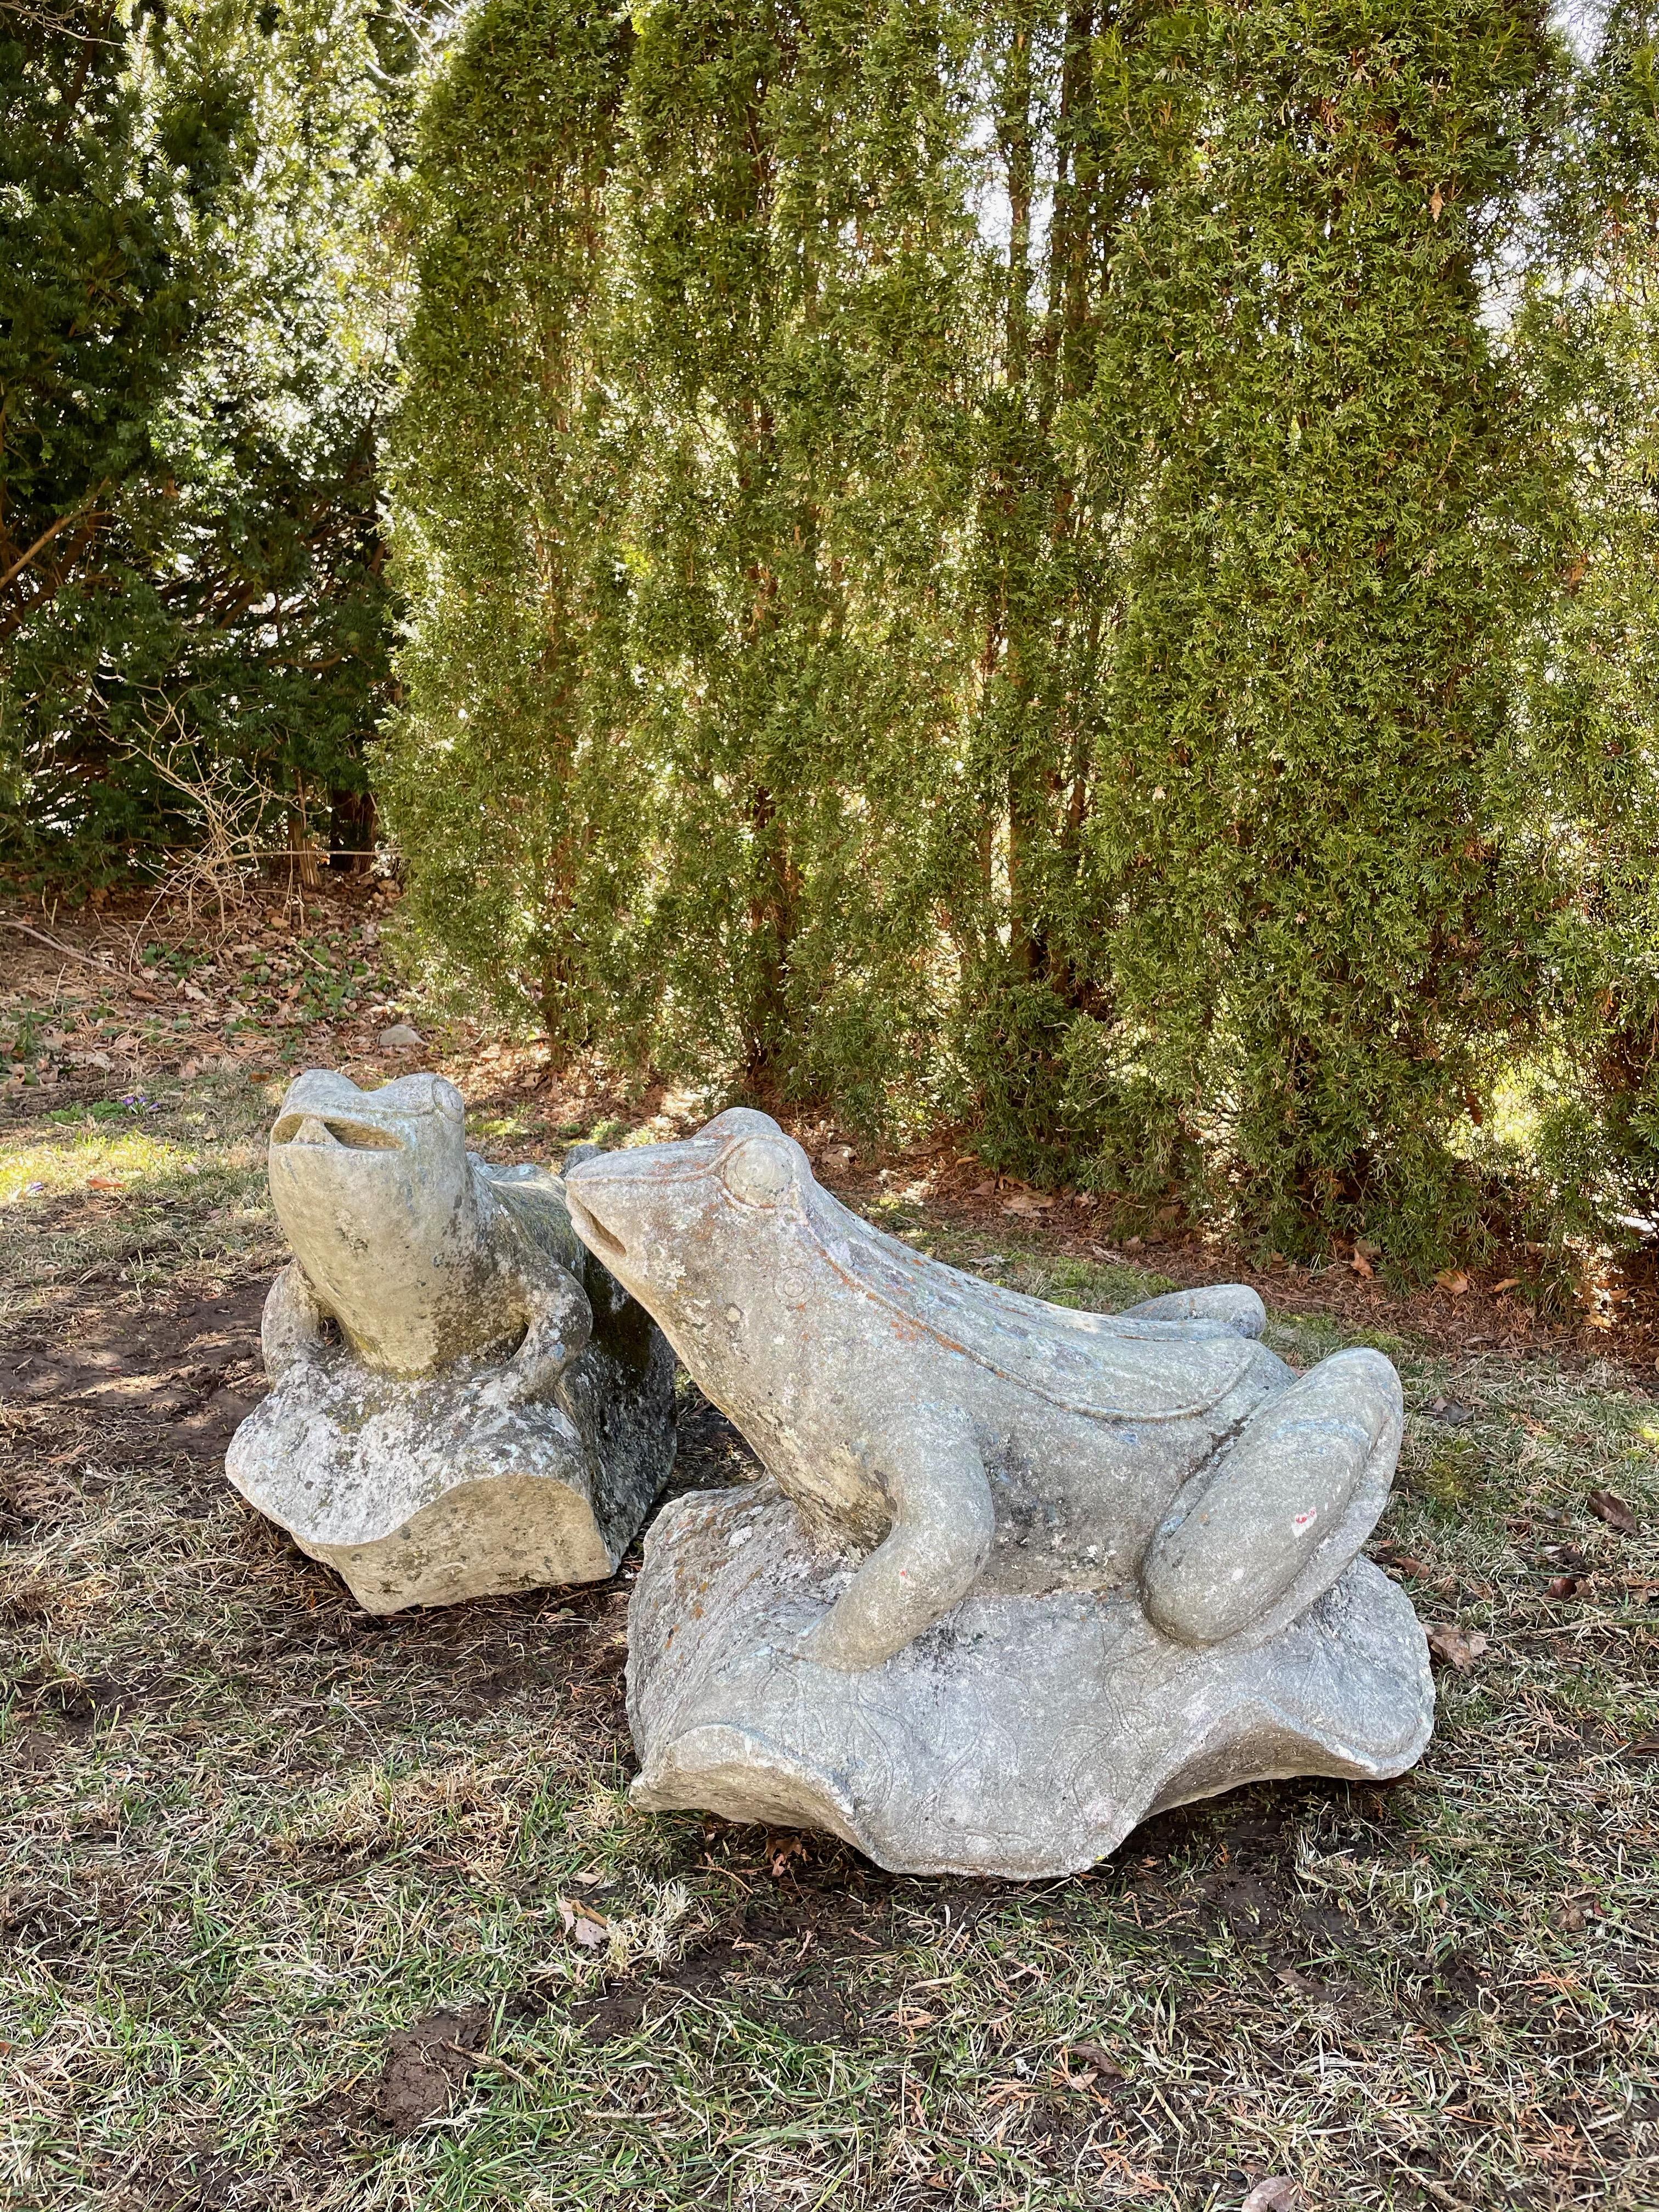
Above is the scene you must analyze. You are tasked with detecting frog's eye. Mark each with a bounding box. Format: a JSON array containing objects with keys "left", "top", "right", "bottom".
[{"left": 719, "top": 1136, "right": 795, "bottom": 1209}]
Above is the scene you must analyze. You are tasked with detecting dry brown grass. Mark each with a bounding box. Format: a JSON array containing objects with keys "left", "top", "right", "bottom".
[{"left": 2, "top": 1050, "right": 1656, "bottom": 2211}]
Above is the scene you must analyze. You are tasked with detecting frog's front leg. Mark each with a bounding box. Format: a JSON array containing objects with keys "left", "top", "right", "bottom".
[
  {"left": 262, "top": 1261, "right": 329, "bottom": 1377},
  {"left": 500, "top": 1269, "right": 593, "bottom": 1405},
  {"left": 800, "top": 1402, "right": 994, "bottom": 1672}
]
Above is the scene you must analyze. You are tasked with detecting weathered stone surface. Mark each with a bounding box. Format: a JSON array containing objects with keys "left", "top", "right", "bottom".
[
  {"left": 629, "top": 1482, "right": 1434, "bottom": 1877},
  {"left": 226, "top": 1070, "right": 675, "bottom": 1611},
  {"left": 565, "top": 1108, "right": 1434, "bottom": 1872}
]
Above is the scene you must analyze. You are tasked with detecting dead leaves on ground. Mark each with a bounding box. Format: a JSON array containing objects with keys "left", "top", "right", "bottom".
[
  {"left": 1427, "top": 1624, "right": 1489, "bottom": 1672},
  {"left": 558, "top": 1896, "right": 609, "bottom": 1949},
  {"left": 1001, "top": 1191, "right": 1054, "bottom": 1217},
  {"left": 769, "top": 1832, "right": 809, "bottom": 1878},
  {"left": 1057, "top": 2039, "right": 1127, "bottom": 2090},
  {"left": 1587, "top": 1487, "right": 1638, "bottom": 1536},
  {"left": 1241, "top": 2180, "right": 1300, "bottom": 2211}
]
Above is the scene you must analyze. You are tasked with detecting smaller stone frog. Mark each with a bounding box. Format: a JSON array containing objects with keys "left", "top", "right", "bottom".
[
  {"left": 262, "top": 1068, "right": 594, "bottom": 1397},
  {"left": 227, "top": 1070, "right": 675, "bottom": 1611}
]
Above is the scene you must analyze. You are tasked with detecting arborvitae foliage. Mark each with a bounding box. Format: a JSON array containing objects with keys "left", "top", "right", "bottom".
[
  {"left": 617, "top": 0, "right": 984, "bottom": 1110},
  {"left": 390, "top": 0, "right": 1626, "bottom": 1269},
  {"left": 963, "top": 1, "right": 1577, "bottom": 1268},
  {"left": 380, "top": 0, "right": 645, "bottom": 1059},
  {"left": 1, "top": 0, "right": 412, "bottom": 877},
  {"left": 387, "top": 0, "right": 984, "bottom": 1107},
  {"left": 1515, "top": 1, "right": 1659, "bottom": 1244}
]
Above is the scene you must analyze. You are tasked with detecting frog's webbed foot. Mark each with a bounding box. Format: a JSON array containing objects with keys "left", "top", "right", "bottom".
[
  {"left": 1119, "top": 1284, "right": 1266, "bottom": 1339},
  {"left": 501, "top": 1272, "right": 593, "bottom": 1405},
  {"left": 1142, "top": 1347, "right": 1403, "bottom": 1646},
  {"left": 799, "top": 1402, "right": 994, "bottom": 1672}
]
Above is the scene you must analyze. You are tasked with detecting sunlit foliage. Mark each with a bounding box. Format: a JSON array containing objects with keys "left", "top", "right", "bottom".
[{"left": 0, "top": 0, "right": 417, "bottom": 874}]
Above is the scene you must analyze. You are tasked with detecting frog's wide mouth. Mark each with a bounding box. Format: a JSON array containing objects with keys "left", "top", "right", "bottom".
[
  {"left": 566, "top": 1188, "right": 627, "bottom": 1260},
  {"left": 272, "top": 1113, "right": 403, "bottom": 1152}
]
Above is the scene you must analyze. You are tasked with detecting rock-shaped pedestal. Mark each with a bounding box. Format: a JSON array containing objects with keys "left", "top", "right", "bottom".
[
  {"left": 565, "top": 1107, "right": 1434, "bottom": 1876},
  {"left": 227, "top": 1070, "right": 675, "bottom": 1611},
  {"left": 629, "top": 1482, "right": 1432, "bottom": 1878}
]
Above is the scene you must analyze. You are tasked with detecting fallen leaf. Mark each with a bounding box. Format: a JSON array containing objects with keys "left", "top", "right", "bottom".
[
  {"left": 1493, "top": 1277, "right": 1521, "bottom": 1294},
  {"left": 1588, "top": 1488, "right": 1638, "bottom": 1536},
  {"left": 1384, "top": 1553, "right": 1430, "bottom": 1579},
  {"left": 1350, "top": 1251, "right": 1374, "bottom": 1278},
  {"left": 557, "top": 1899, "right": 608, "bottom": 1948},
  {"left": 1243, "top": 2180, "right": 1300, "bottom": 2211},
  {"left": 1545, "top": 1575, "right": 1581, "bottom": 1599},
  {"left": 770, "top": 1834, "right": 808, "bottom": 1877},
  {"left": 1624, "top": 1735, "right": 1659, "bottom": 1759},
  {"left": 571, "top": 1869, "right": 608, "bottom": 1888},
  {"left": 86, "top": 1175, "right": 123, "bottom": 1191},
  {"left": 1002, "top": 1193, "right": 1053, "bottom": 1216},
  {"left": 1425, "top": 1399, "right": 1474, "bottom": 1428},
  {"left": 1434, "top": 1269, "right": 1471, "bottom": 1296},
  {"left": 1065, "top": 2040, "right": 1126, "bottom": 2081},
  {"left": 1426, "top": 1624, "right": 1489, "bottom": 1672}
]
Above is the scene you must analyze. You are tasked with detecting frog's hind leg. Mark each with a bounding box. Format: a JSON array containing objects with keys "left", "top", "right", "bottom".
[
  {"left": 1141, "top": 1348, "right": 1403, "bottom": 1647},
  {"left": 1119, "top": 1284, "right": 1267, "bottom": 1338}
]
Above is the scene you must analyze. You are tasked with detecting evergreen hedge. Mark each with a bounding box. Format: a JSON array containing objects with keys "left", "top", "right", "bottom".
[{"left": 386, "top": 0, "right": 1658, "bottom": 1271}]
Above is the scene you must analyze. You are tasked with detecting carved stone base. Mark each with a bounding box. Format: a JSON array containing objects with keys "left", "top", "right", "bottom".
[
  {"left": 629, "top": 1482, "right": 1434, "bottom": 1878},
  {"left": 227, "top": 1337, "right": 675, "bottom": 1613}
]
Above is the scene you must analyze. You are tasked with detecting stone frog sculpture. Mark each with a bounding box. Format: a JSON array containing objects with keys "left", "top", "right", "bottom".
[
  {"left": 566, "top": 1109, "right": 1434, "bottom": 1878},
  {"left": 225, "top": 1070, "right": 676, "bottom": 1612},
  {"left": 566, "top": 1108, "right": 1402, "bottom": 1662}
]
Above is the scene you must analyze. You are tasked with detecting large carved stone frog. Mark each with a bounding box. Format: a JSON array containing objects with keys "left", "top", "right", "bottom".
[
  {"left": 570, "top": 1110, "right": 1432, "bottom": 1877},
  {"left": 225, "top": 1070, "right": 675, "bottom": 1611},
  {"left": 566, "top": 1109, "right": 1404, "bottom": 1668}
]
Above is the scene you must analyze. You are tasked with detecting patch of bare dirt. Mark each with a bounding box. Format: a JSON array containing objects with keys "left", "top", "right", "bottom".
[
  {"left": 375, "top": 2005, "right": 492, "bottom": 2135},
  {"left": 0, "top": 1280, "right": 268, "bottom": 1440},
  {"left": 0, "top": 1281, "right": 269, "bottom": 1542}
]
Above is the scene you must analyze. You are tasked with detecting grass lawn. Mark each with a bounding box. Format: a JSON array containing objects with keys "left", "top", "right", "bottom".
[{"left": 2, "top": 1043, "right": 1656, "bottom": 2209}]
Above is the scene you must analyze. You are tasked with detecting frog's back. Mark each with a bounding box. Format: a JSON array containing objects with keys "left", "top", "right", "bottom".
[
  {"left": 805, "top": 1189, "right": 1256, "bottom": 1423},
  {"left": 477, "top": 1158, "right": 583, "bottom": 1276}
]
